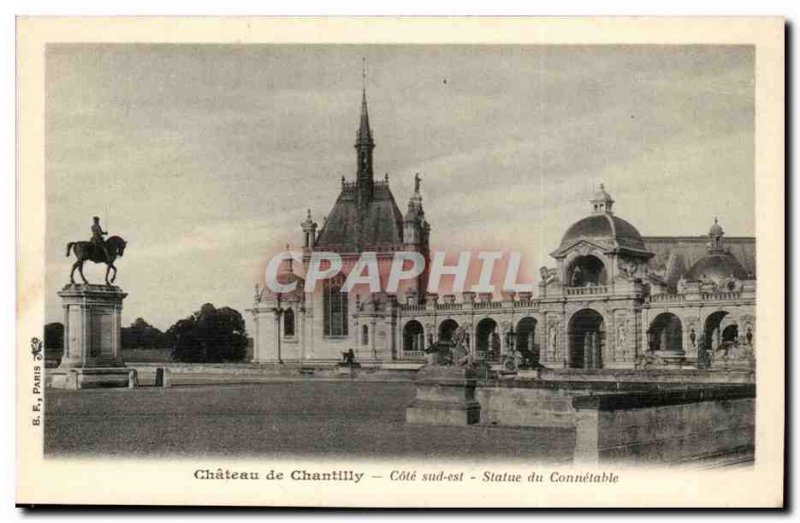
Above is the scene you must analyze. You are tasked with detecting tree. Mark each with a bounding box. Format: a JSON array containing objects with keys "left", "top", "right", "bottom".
[
  {"left": 121, "top": 317, "right": 166, "bottom": 349},
  {"left": 168, "top": 303, "right": 248, "bottom": 363}
]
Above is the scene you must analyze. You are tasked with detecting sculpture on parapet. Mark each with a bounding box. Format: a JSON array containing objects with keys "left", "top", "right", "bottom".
[
  {"left": 425, "top": 326, "right": 472, "bottom": 367},
  {"left": 539, "top": 266, "right": 558, "bottom": 285},
  {"left": 66, "top": 217, "right": 127, "bottom": 285}
]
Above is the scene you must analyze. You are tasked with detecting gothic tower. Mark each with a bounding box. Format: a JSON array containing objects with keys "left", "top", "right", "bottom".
[{"left": 355, "top": 88, "right": 375, "bottom": 203}]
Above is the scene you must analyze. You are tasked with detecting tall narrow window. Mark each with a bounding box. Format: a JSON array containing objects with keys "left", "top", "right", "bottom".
[
  {"left": 283, "top": 308, "right": 295, "bottom": 337},
  {"left": 323, "top": 276, "right": 349, "bottom": 337},
  {"left": 361, "top": 325, "right": 369, "bottom": 345}
]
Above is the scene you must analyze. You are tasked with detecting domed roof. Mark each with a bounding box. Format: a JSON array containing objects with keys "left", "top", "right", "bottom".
[
  {"left": 559, "top": 213, "right": 647, "bottom": 252},
  {"left": 686, "top": 252, "right": 748, "bottom": 283}
]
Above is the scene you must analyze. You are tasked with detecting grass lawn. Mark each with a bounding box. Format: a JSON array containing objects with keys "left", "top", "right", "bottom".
[{"left": 45, "top": 381, "right": 575, "bottom": 462}]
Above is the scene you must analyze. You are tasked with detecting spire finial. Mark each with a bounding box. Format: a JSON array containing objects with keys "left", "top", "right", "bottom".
[
  {"left": 356, "top": 63, "right": 373, "bottom": 148},
  {"left": 362, "top": 57, "right": 366, "bottom": 91}
]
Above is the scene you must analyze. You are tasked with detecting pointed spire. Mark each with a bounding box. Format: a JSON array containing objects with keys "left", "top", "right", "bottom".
[
  {"left": 356, "top": 85, "right": 373, "bottom": 146},
  {"left": 355, "top": 57, "right": 374, "bottom": 147},
  {"left": 354, "top": 58, "right": 375, "bottom": 200}
]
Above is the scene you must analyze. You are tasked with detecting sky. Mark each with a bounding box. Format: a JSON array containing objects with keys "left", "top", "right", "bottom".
[{"left": 45, "top": 44, "right": 755, "bottom": 331}]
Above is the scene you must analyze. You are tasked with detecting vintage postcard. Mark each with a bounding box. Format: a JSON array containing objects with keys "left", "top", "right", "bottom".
[{"left": 16, "top": 17, "right": 784, "bottom": 507}]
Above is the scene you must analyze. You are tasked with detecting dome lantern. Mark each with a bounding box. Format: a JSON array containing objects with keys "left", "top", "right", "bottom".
[
  {"left": 708, "top": 217, "right": 725, "bottom": 251},
  {"left": 686, "top": 218, "right": 748, "bottom": 284},
  {"left": 590, "top": 183, "right": 614, "bottom": 214}
]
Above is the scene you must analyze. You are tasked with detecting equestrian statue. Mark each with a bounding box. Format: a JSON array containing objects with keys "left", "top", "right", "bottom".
[{"left": 66, "top": 216, "right": 127, "bottom": 285}]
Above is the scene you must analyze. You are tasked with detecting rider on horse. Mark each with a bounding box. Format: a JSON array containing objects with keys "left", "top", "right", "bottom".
[
  {"left": 67, "top": 219, "right": 126, "bottom": 285},
  {"left": 91, "top": 216, "right": 110, "bottom": 261}
]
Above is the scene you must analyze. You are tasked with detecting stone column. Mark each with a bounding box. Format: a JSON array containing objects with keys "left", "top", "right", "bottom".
[
  {"left": 50, "top": 284, "right": 133, "bottom": 389},
  {"left": 274, "top": 313, "right": 282, "bottom": 362},
  {"left": 298, "top": 305, "right": 306, "bottom": 361},
  {"left": 584, "top": 332, "right": 593, "bottom": 369},
  {"left": 592, "top": 331, "right": 600, "bottom": 369},
  {"left": 370, "top": 318, "right": 377, "bottom": 360}
]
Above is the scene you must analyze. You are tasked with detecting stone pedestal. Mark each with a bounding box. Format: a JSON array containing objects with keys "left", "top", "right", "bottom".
[
  {"left": 405, "top": 366, "right": 482, "bottom": 426},
  {"left": 651, "top": 350, "right": 687, "bottom": 368},
  {"left": 49, "top": 284, "right": 135, "bottom": 389}
]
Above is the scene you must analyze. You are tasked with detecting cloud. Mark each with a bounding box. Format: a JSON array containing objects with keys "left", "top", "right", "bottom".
[{"left": 45, "top": 44, "right": 755, "bottom": 329}]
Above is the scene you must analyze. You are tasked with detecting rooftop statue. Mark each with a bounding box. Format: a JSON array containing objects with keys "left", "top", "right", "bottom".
[{"left": 66, "top": 216, "right": 127, "bottom": 285}]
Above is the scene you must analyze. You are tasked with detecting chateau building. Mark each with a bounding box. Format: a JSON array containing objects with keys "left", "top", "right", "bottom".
[
  {"left": 249, "top": 87, "right": 430, "bottom": 362},
  {"left": 249, "top": 89, "right": 756, "bottom": 370}
]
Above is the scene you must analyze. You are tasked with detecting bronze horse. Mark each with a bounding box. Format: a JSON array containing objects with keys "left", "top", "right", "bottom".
[{"left": 66, "top": 235, "right": 127, "bottom": 285}]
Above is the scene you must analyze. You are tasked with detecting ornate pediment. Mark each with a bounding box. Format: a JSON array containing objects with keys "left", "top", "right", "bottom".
[{"left": 550, "top": 238, "right": 613, "bottom": 260}]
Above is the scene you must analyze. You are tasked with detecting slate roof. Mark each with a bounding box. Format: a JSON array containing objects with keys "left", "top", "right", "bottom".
[
  {"left": 642, "top": 236, "right": 755, "bottom": 277},
  {"left": 314, "top": 181, "right": 404, "bottom": 252},
  {"left": 686, "top": 251, "right": 749, "bottom": 282},
  {"left": 557, "top": 213, "right": 649, "bottom": 255}
]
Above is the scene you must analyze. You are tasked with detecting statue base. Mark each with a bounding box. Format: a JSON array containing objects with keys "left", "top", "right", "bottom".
[
  {"left": 405, "top": 365, "right": 482, "bottom": 426},
  {"left": 49, "top": 284, "right": 133, "bottom": 389}
]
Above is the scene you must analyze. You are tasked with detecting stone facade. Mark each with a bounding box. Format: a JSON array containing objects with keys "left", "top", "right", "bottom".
[
  {"left": 249, "top": 90, "right": 756, "bottom": 371},
  {"left": 393, "top": 205, "right": 755, "bottom": 370},
  {"left": 249, "top": 86, "right": 429, "bottom": 364}
]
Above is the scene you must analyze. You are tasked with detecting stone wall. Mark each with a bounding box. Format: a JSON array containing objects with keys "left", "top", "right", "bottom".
[
  {"left": 531, "top": 367, "right": 754, "bottom": 384},
  {"left": 474, "top": 376, "right": 753, "bottom": 429},
  {"left": 476, "top": 384, "right": 580, "bottom": 428},
  {"left": 123, "top": 362, "right": 423, "bottom": 387},
  {"left": 572, "top": 385, "right": 755, "bottom": 466}
]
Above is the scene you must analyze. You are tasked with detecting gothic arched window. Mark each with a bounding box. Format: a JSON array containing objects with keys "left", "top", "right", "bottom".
[{"left": 323, "top": 276, "right": 349, "bottom": 337}]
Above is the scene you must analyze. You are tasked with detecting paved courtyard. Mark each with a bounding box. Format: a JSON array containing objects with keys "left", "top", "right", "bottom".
[{"left": 45, "top": 381, "right": 575, "bottom": 462}]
